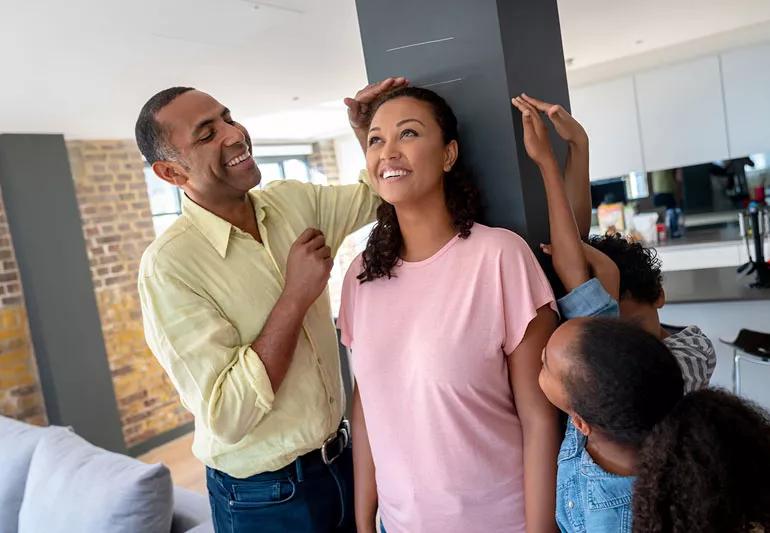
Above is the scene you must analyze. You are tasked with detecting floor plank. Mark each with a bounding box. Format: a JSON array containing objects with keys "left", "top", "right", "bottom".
[{"left": 138, "top": 432, "right": 206, "bottom": 494}]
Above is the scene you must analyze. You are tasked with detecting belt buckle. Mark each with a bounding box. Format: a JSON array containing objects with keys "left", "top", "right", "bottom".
[
  {"left": 321, "top": 420, "right": 350, "bottom": 465},
  {"left": 340, "top": 419, "right": 351, "bottom": 447}
]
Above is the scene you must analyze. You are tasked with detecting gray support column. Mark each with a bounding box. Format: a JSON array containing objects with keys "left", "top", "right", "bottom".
[
  {"left": 0, "top": 134, "right": 125, "bottom": 453},
  {"left": 354, "top": 0, "right": 571, "bottom": 245}
]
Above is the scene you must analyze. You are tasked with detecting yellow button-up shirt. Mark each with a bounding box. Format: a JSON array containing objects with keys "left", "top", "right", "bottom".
[{"left": 138, "top": 179, "right": 379, "bottom": 477}]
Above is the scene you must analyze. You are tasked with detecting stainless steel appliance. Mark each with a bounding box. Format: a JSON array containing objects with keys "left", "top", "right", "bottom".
[{"left": 738, "top": 203, "right": 770, "bottom": 288}]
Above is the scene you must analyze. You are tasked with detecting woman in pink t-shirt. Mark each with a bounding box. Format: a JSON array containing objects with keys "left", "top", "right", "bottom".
[{"left": 338, "top": 86, "right": 560, "bottom": 533}]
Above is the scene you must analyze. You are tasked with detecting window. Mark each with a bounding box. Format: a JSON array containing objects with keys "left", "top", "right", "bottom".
[
  {"left": 254, "top": 156, "right": 311, "bottom": 187},
  {"left": 625, "top": 171, "right": 649, "bottom": 200},
  {"left": 143, "top": 154, "right": 313, "bottom": 236},
  {"left": 143, "top": 165, "right": 183, "bottom": 236}
]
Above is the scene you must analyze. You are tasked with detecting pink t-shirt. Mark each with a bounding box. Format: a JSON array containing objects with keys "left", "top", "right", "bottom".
[{"left": 338, "top": 223, "right": 556, "bottom": 533}]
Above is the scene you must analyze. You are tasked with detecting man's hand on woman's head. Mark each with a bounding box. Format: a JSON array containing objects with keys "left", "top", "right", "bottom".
[{"left": 344, "top": 77, "right": 409, "bottom": 131}]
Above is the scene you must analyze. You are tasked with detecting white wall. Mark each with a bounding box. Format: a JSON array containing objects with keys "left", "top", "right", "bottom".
[
  {"left": 568, "top": 38, "right": 770, "bottom": 180},
  {"left": 660, "top": 300, "right": 770, "bottom": 410},
  {"left": 567, "top": 19, "right": 770, "bottom": 88}
]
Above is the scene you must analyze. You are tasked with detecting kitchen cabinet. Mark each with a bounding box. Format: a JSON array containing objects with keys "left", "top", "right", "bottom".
[
  {"left": 721, "top": 42, "right": 770, "bottom": 158},
  {"left": 634, "top": 55, "right": 730, "bottom": 171},
  {"left": 569, "top": 76, "right": 644, "bottom": 181}
]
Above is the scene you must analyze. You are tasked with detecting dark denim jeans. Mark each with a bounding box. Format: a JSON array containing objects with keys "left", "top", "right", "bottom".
[{"left": 207, "top": 447, "right": 355, "bottom": 533}]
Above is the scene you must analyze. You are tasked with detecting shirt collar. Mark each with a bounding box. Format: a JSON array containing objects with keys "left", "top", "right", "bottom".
[{"left": 182, "top": 191, "right": 266, "bottom": 259}]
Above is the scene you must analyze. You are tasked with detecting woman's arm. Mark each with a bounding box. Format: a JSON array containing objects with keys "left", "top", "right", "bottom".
[
  {"left": 351, "top": 384, "right": 378, "bottom": 533},
  {"left": 508, "top": 305, "right": 560, "bottom": 533}
]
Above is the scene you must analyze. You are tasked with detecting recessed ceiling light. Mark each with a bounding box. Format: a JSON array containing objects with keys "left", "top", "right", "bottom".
[
  {"left": 239, "top": 0, "right": 304, "bottom": 14},
  {"left": 635, "top": 39, "right": 644, "bottom": 45},
  {"left": 292, "top": 96, "right": 300, "bottom": 101}
]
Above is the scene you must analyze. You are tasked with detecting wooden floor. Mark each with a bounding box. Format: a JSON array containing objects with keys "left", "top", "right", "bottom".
[
  {"left": 140, "top": 431, "right": 383, "bottom": 529},
  {"left": 138, "top": 432, "right": 206, "bottom": 493}
]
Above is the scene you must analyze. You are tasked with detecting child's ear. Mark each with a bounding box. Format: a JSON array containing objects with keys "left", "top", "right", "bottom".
[
  {"left": 655, "top": 288, "right": 666, "bottom": 309},
  {"left": 572, "top": 414, "right": 592, "bottom": 437}
]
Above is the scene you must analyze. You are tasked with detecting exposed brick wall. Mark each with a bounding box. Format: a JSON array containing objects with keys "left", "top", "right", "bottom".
[
  {"left": 0, "top": 189, "right": 47, "bottom": 426},
  {"left": 309, "top": 140, "right": 340, "bottom": 184},
  {"left": 1, "top": 136, "right": 362, "bottom": 439},
  {"left": 67, "top": 140, "right": 191, "bottom": 448}
]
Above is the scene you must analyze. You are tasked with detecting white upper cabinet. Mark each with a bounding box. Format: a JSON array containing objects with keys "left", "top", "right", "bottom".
[
  {"left": 721, "top": 42, "right": 770, "bottom": 158},
  {"left": 569, "top": 76, "right": 644, "bottom": 181},
  {"left": 635, "top": 55, "right": 730, "bottom": 171}
]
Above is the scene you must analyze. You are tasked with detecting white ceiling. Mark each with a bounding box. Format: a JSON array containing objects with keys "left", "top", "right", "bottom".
[
  {"left": 2, "top": 0, "right": 770, "bottom": 141},
  {"left": 0, "top": 0, "right": 367, "bottom": 140},
  {"left": 558, "top": 0, "right": 770, "bottom": 69}
]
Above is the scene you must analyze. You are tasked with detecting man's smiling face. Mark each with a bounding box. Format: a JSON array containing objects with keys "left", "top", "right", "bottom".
[{"left": 153, "top": 90, "right": 260, "bottom": 203}]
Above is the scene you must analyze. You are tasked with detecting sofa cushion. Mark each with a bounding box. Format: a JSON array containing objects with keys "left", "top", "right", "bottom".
[
  {"left": 18, "top": 427, "right": 173, "bottom": 533},
  {"left": 170, "top": 486, "right": 212, "bottom": 533},
  {"left": 0, "top": 415, "right": 51, "bottom": 533}
]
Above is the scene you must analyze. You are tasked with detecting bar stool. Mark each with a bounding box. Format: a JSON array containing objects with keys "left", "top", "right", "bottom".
[{"left": 720, "top": 329, "right": 770, "bottom": 408}]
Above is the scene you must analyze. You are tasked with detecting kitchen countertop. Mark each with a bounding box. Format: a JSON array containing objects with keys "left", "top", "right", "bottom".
[
  {"left": 655, "top": 225, "right": 742, "bottom": 249},
  {"left": 589, "top": 224, "right": 745, "bottom": 250},
  {"left": 663, "top": 266, "right": 770, "bottom": 304}
]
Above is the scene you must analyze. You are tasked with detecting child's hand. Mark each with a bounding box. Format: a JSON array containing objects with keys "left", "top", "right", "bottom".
[
  {"left": 511, "top": 96, "right": 557, "bottom": 169},
  {"left": 520, "top": 93, "right": 588, "bottom": 147}
]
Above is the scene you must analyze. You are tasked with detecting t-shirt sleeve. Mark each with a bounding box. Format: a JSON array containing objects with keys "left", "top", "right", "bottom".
[
  {"left": 499, "top": 232, "right": 557, "bottom": 354},
  {"left": 664, "top": 328, "right": 717, "bottom": 393},
  {"left": 338, "top": 255, "right": 363, "bottom": 348}
]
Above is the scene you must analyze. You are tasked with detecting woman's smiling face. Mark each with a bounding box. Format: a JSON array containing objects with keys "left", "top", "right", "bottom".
[{"left": 366, "top": 96, "right": 457, "bottom": 207}]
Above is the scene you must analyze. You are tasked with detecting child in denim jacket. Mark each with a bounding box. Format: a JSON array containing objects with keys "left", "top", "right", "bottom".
[
  {"left": 538, "top": 317, "right": 770, "bottom": 533},
  {"left": 511, "top": 95, "right": 769, "bottom": 532},
  {"left": 511, "top": 94, "right": 715, "bottom": 392}
]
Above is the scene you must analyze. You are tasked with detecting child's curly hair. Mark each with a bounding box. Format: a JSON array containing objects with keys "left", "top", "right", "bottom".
[
  {"left": 633, "top": 389, "right": 770, "bottom": 532},
  {"left": 589, "top": 234, "right": 663, "bottom": 303}
]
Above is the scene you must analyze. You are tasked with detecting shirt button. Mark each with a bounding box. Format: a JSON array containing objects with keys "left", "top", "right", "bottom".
[
  {"left": 329, "top": 396, "right": 335, "bottom": 404},
  {"left": 568, "top": 500, "right": 574, "bottom": 509}
]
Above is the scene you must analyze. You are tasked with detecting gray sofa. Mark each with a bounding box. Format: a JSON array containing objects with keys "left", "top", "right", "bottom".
[{"left": 0, "top": 415, "right": 213, "bottom": 533}]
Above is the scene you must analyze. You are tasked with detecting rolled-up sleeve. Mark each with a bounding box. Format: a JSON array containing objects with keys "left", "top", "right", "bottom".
[
  {"left": 139, "top": 271, "right": 275, "bottom": 445},
  {"left": 557, "top": 278, "right": 619, "bottom": 320}
]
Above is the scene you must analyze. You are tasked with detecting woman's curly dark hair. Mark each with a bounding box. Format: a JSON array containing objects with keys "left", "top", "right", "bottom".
[
  {"left": 589, "top": 234, "right": 663, "bottom": 304},
  {"left": 357, "top": 87, "right": 480, "bottom": 283},
  {"left": 633, "top": 388, "right": 770, "bottom": 533}
]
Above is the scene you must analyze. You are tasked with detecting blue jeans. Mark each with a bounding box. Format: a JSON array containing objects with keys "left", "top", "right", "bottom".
[{"left": 206, "top": 447, "right": 355, "bottom": 533}]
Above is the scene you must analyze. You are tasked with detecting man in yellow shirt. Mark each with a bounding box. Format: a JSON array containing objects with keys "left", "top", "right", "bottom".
[{"left": 135, "top": 80, "right": 401, "bottom": 532}]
